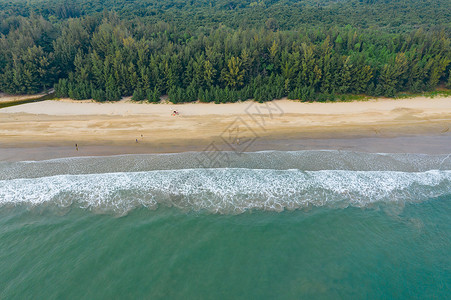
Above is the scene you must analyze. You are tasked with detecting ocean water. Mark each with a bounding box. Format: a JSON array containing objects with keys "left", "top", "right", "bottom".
[{"left": 0, "top": 150, "right": 450, "bottom": 299}]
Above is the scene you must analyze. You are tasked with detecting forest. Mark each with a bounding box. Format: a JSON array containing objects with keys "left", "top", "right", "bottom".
[{"left": 0, "top": 0, "right": 450, "bottom": 103}]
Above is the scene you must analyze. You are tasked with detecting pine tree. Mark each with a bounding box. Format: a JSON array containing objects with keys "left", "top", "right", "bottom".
[
  {"left": 221, "top": 57, "right": 245, "bottom": 89},
  {"left": 132, "top": 88, "right": 146, "bottom": 101},
  {"left": 105, "top": 74, "right": 121, "bottom": 101}
]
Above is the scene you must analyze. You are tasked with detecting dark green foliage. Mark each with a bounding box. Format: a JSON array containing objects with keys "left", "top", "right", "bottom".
[
  {"left": 132, "top": 88, "right": 146, "bottom": 101},
  {"left": 91, "top": 88, "right": 106, "bottom": 102},
  {"left": 0, "top": 0, "right": 450, "bottom": 102},
  {"left": 55, "top": 79, "right": 69, "bottom": 98},
  {"left": 1, "top": 0, "right": 449, "bottom": 32},
  {"left": 288, "top": 86, "right": 316, "bottom": 102},
  {"left": 105, "top": 75, "right": 121, "bottom": 101},
  {"left": 68, "top": 81, "right": 91, "bottom": 100},
  {"left": 147, "top": 87, "right": 160, "bottom": 103}
]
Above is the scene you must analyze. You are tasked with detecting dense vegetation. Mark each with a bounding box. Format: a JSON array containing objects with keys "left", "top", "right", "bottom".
[{"left": 0, "top": 0, "right": 450, "bottom": 102}]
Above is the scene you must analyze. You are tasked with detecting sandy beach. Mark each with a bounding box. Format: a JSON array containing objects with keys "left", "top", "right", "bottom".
[{"left": 0, "top": 96, "right": 450, "bottom": 160}]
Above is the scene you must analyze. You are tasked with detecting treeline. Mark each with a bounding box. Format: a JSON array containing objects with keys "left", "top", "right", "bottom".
[
  {"left": 52, "top": 23, "right": 451, "bottom": 102},
  {"left": 0, "top": 3, "right": 450, "bottom": 103}
]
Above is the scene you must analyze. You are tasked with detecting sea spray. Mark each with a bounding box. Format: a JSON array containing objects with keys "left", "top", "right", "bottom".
[{"left": 1, "top": 169, "right": 449, "bottom": 214}]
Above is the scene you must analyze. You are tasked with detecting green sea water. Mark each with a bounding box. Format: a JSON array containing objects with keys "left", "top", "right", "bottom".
[{"left": 0, "top": 151, "right": 450, "bottom": 299}]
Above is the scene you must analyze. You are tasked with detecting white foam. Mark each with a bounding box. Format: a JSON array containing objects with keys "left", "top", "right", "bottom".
[{"left": 0, "top": 169, "right": 449, "bottom": 214}]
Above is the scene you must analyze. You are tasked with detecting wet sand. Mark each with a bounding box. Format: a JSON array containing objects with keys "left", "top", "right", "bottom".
[{"left": 0, "top": 134, "right": 450, "bottom": 162}]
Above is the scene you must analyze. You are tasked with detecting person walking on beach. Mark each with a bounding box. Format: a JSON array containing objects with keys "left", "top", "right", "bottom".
[{"left": 75, "top": 144, "right": 78, "bottom": 151}]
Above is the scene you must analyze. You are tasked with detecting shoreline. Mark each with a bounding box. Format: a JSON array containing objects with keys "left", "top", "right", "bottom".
[
  {"left": 0, "top": 96, "right": 450, "bottom": 161},
  {"left": 1, "top": 134, "right": 450, "bottom": 162}
]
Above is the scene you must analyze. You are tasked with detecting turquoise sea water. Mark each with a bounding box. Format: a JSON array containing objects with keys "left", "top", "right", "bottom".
[{"left": 0, "top": 151, "right": 450, "bottom": 299}]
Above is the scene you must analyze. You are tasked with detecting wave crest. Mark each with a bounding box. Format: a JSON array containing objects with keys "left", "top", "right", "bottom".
[{"left": 1, "top": 169, "right": 449, "bottom": 214}]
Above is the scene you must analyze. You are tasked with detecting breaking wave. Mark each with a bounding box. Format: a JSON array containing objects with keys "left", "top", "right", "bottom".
[
  {"left": 1, "top": 150, "right": 451, "bottom": 180},
  {"left": 1, "top": 168, "right": 450, "bottom": 214}
]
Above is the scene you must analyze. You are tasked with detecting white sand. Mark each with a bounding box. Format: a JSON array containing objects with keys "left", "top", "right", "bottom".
[
  {"left": 1, "top": 97, "right": 450, "bottom": 116},
  {"left": 0, "top": 96, "right": 450, "bottom": 147}
]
